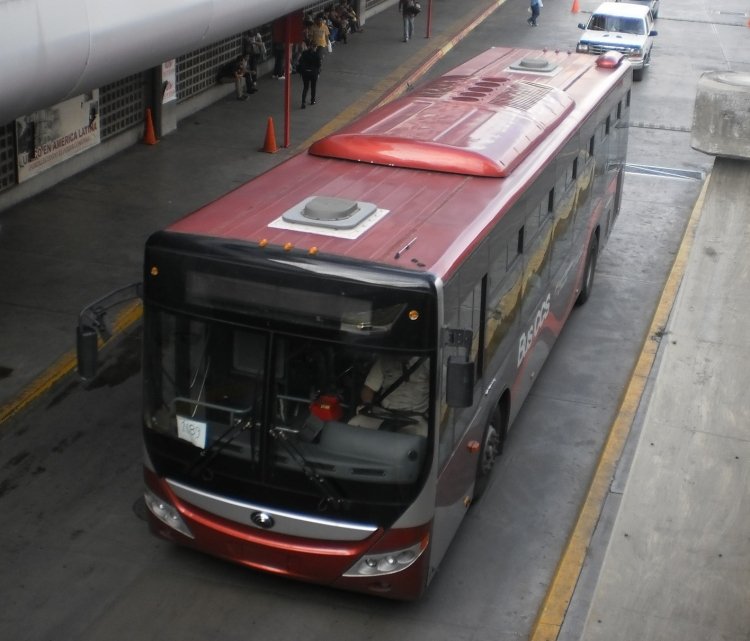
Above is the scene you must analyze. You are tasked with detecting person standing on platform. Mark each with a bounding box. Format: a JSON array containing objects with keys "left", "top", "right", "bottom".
[
  {"left": 293, "top": 16, "right": 314, "bottom": 74},
  {"left": 310, "top": 13, "right": 331, "bottom": 63},
  {"left": 241, "top": 33, "right": 264, "bottom": 91},
  {"left": 271, "top": 19, "right": 286, "bottom": 79},
  {"left": 527, "top": 0, "right": 542, "bottom": 26},
  {"left": 297, "top": 40, "right": 321, "bottom": 109},
  {"left": 398, "top": 0, "right": 420, "bottom": 42},
  {"left": 233, "top": 55, "right": 254, "bottom": 100}
]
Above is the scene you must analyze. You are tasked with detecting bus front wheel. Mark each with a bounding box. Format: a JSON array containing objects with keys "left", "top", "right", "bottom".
[
  {"left": 473, "top": 407, "right": 505, "bottom": 501},
  {"left": 576, "top": 234, "right": 599, "bottom": 306}
]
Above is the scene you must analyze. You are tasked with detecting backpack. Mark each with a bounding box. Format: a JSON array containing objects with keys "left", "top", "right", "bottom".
[{"left": 298, "top": 50, "right": 318, "bottom": 76}]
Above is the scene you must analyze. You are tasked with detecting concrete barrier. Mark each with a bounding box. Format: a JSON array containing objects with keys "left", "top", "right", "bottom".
[{"left": 691, "top": 71, "right": 750, "bottom": 159}]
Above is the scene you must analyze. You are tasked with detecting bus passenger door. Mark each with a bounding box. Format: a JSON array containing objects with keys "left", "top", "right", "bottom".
[{"left": 432, "top": 275, "right": 488, "bottom": 568}]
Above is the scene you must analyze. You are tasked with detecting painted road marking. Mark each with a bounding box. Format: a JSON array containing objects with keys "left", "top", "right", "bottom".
[{"left": 0, "top": 301, "right": 143, "bottom": 425}]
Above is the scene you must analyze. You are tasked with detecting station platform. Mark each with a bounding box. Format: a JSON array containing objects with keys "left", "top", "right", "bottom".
[
  {"left": 569, "top": 156, "right": 750, "bottom": 641},
  {"left": 1, "top": 0, "right": 749, "bottom": 639}
]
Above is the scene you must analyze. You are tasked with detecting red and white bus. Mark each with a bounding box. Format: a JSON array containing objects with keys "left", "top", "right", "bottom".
[{"left": 138, "top": 47, "right": 631, "bottom": 599}]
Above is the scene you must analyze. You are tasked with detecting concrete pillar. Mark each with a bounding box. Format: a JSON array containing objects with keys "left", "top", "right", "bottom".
[
  {"left": 691, "top": 71, "right": 750, "bottom": 160},
  {"left": 154, "top": 62, "right": 178, "bottom": 137},
  {"left": 354, "top": 0, "right": 366, "bottom": 26}
]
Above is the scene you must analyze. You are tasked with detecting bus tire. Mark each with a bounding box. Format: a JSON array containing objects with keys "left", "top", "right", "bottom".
[
  {"left": 575, "top": 234, "right": 599, "bottom": 306},
  {"left": 473, "top": 407, "right": 505, "bottom": 502}
]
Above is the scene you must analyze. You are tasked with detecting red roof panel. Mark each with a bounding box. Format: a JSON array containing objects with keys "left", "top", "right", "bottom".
[{"left": 167, "top": 48, "right": 628, "bottom": 281}]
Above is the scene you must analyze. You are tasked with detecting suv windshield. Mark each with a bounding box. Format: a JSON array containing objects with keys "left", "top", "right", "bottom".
[
  {"left": 588, "top": 15, "right": 645, "bottom": 34},
  {"left": 143, "top": 310, "right": 433, "bottom": 522}
]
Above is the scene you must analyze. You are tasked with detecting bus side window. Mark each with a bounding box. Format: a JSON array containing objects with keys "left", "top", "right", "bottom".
[
  {"left": 485, "top": 236, "right": 522, "bottom": 368},
  {"left": 458, "top": 281, "right": 483, "bottom": 377},
  {"left": 547, "top": 187, "right": 555, "bottom": 219},
  {"left": 521, "top": 218, "right": 552, "bottom": 315},
  {"left": 550, "top": 183, "right": 575, "bottom": 281},
  {"left": 526, "top": 201, "right": 541, "bottom": 240},
  {"left": 587, "top": 129, "right": 599, "bottom": 179}
]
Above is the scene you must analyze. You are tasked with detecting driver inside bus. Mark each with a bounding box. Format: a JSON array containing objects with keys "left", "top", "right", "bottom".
[{"left": 349, "top": 355, "right": 429, "bottom": 436}]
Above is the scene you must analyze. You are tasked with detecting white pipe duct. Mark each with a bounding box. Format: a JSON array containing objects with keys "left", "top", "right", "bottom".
[{"left": 0, "top": 0, "right": 315, "bottom": 124}]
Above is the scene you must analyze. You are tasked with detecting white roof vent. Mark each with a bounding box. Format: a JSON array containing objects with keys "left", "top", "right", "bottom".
[
  {"left": 509, "top": 57, "right": 559, "bottom": 74},
  {"left": 270, "top": 196, "right": 389, "bottom": 239},
  {"left": 282, "top": 196, "right": 378, "bottom": 230}
]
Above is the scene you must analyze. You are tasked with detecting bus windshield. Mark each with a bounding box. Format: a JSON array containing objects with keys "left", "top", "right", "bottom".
[{"left": 143, "top": 309, "right": 433, "bottom": 522}]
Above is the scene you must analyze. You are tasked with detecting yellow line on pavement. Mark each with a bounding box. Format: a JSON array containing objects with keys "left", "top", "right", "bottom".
[
  {"left": 0, "top": 301, "right": 143, "bottom": 426},
  {"left": 528, "top": 175, "right": 712, "bottom": 641}
]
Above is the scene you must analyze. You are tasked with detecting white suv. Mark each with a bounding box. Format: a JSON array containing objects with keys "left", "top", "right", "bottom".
[{"left": 577, "top": 2, "right": 658, "bottom": 81}]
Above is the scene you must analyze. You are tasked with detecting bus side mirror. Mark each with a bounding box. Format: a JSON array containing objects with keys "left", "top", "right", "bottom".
[
  {"left": 75, "top": 281, "right": 142, "bottom": 382},
  {"left": 446, "top": 358, "right": 474, "bottom": 408},
  {"left": 77, "top": 324, "right": 99, "bottom": 381}
]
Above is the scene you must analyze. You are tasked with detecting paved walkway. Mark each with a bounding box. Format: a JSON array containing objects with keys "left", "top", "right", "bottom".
[{"left": 575, "top": 156, "right": 750, "bottom": 641}]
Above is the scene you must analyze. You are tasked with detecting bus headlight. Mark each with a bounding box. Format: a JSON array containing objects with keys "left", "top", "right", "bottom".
[
  {"left": 144, "top": 488, "right": 194, "bottom": 539},
  {"left": 343, "top": 541, "right": 425, "bottom": 577},
  {"left": 577, "top": 43, "right": 590, "bottom": 53}
]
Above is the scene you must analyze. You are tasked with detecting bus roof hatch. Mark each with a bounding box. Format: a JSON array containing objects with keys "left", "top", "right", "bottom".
[{"left": 282, "top": 196, "right": 379, "bottom": 230}]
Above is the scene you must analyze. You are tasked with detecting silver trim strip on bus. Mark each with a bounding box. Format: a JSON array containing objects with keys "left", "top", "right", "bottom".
[{"left": 167, "top": 479, "right": 378, "bottom": 541}]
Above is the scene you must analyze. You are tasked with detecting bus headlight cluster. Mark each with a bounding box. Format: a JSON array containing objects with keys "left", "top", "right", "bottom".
[
  {"left": 144, "top": 488, "right": 194, "bottom": 539},
  {"left": 343, "top": 541, "right": 424, "bottom": 577}
]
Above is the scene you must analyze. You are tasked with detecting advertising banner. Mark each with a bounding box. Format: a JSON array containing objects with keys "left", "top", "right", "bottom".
[
  {"left": 16, "top": 91, "right": 101, "bottom": 182},
  {"left": 162, "top": 59, "right": 177, "bottom": 103}
]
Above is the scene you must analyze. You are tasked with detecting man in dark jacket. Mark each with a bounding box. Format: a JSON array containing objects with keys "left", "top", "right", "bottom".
[{"left": 297, "top": 40, "right": 322, "bottom": 109}]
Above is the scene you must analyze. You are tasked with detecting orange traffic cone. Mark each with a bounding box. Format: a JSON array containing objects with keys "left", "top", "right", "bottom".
[
  {"left": 571, "top": 0, "right": 580, "bottom": 13},
  {"left": 142, "top": 108, "right": 158, "bottom": 145},
  {"left": 261, "top": 116, "right": 279, "bottom": 153}
]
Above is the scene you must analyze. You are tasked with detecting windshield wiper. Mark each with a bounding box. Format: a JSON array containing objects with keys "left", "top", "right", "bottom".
[{"left": 270, "top": 417, "right": 348, "bottom": 512}]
